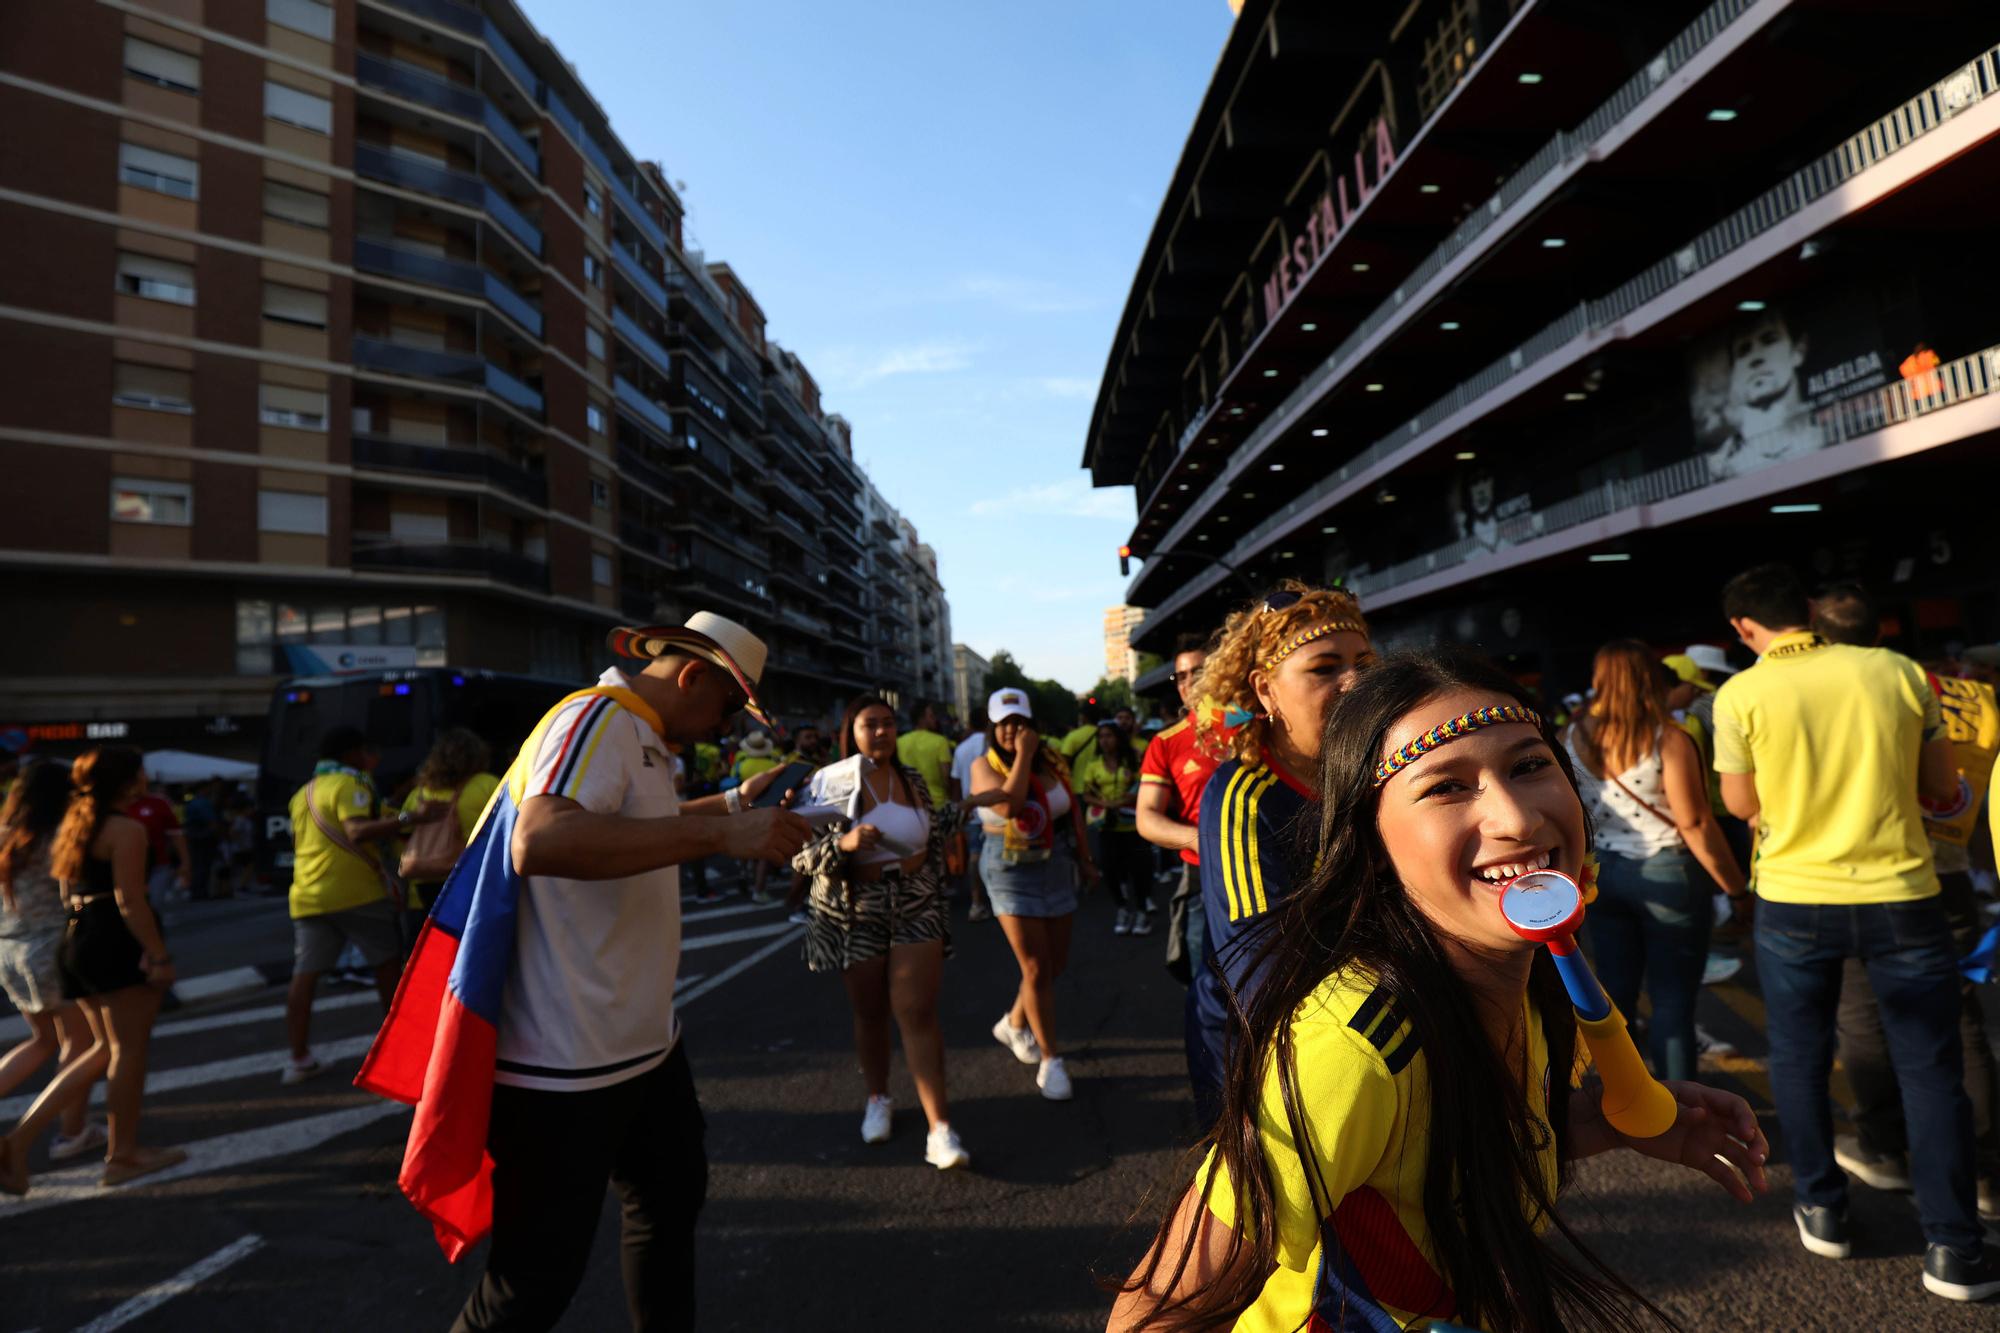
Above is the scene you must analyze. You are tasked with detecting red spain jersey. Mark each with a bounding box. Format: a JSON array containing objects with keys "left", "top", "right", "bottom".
[{"left": 1138, "top": 716, "right": 1230, "bottom": 865}]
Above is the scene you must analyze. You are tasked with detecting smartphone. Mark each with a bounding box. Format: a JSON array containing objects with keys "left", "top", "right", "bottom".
[{"left": 751, "top": 761, "right": 814, "bottom": 808}]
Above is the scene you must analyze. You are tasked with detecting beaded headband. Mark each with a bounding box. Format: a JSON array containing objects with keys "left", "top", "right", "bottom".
[
  {"left": 1262, "top": 620, "right": 1369, "bottom": 672},
  {"left": 1372, "top": 705, "right": 1544, "bottom": 785}
]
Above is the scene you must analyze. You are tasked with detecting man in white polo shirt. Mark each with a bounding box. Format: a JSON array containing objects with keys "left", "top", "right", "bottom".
[{"left": 452, "top": 612, "right": 810, "bottom": 1332}]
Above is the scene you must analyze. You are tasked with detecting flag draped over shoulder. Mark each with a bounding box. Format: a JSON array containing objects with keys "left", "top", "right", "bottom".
[{"left": 354, "top": 684, "right": 649, "bottom": 1260}]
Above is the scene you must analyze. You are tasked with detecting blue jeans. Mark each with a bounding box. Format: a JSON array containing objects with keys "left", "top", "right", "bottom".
[
  {"left": 1756, "top": 898, "right": 1981, "bottom": 1252},
  {"left": 1588, "top": 848, "right": 1710, "bottom": 1082}
]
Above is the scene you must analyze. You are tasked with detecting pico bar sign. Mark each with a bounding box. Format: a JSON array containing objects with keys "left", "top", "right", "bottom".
[{"left": 1262, "top": 117, "right": 1398, "bottom": 326}]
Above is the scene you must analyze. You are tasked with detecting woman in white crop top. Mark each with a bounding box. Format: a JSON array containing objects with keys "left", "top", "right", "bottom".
[
  {"left": 1565, "top": 641, "right": 1748, "bottom": 1081},
  {"left": 793, "top": 695, "right": 1005, "bottom": 1171}
]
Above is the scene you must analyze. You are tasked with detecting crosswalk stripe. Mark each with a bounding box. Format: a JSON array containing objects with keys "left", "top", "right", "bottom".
[
  {"left": 0, "top": 1035, "right": 378, "bottom": 1121},
  {"left": 682, "top": 921, "right": 797, "bottom": 952},
  {"left": 682, "top": 900, "right": 786, "bottom": 925},
  {"left": 70, "top": 1233, "right": 265, "bottom": 1332},
  {"left": 678, "top": 927, "right": 804, "bottom": 1009},
  {"left": 1, "top": 990, "right": 379, "bottom": 1047},
  {"left": 0, "top": 1101, "right": 405, "bottom": 1220}
]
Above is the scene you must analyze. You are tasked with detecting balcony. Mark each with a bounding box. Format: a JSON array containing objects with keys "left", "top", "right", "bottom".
[
  {"left": 354, "top": 238, "right": 543, "bottom": 338},
  {"left": 759, "top": 469, "right": 818, "bottom": 514},
  {"left": 776, "top": 604, "right": 832, "bottom": 636},
  {"left": 614, "top": 374, "right": 676, "bottom": 443},
  {"left": 354, "top": 144, "right": 541, "bottom": 257},
  {"left": 351, "top": 434, "right": 546, "bottom": 506},
  {"left": 612, "top": 242, "right": 672, "bottom": 315},
  {"left": 356, "top": 51, "right": 481, "bottom": 120},
  {"left": 618, "top": 518, "right": 684, "bottom": 569},
  {"left": 351, "top": 536, "right": 548, "bottom": 590},
  {"left": 612, "top": 304, "right": 672, "bottom": 380},
  {"left": 680, "top": 338, "right": 764, "bottom": 424},
  {"left": 768, "top": 508, "right": 820, "bottom": 552},
  {"left": 351, "top": 336, "right": 544, "bottom": 417},
  {"left": 821, "top": 521, "right": 865, "bottom": 558},
  {"left": 614, "top": 440, "right": 676, "bottom": 498}
]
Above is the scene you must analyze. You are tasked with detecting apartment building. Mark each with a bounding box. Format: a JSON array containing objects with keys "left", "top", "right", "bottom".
[
  {"left": 1101, "top": 604, "right": 1145, "bottom": 683},
  {"left": 0, "top": 0, "right": 948, "bottom": 753},
  {"left": 1090, "top": 0, "right": 2000, "bottom": 685},
  {"left": 951, "top": 642, "right": 990, "bottom": 732}
]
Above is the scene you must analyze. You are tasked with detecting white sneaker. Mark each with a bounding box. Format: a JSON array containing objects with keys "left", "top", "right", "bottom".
[
  {"left": 925, "top": 1123, "right": 971, "bottom": 1170},
  {"left": 1695, "top": 1024, "right": 1737, "bottom": 1059},
  {"left": 1113, "top": 908, "right": 1132, "bottom": 936},
  {"left": 860, "top": 1094, "right": 893, "bottom": 1144},
  {"left": 1037, "top": 1056, "right": 1073, "bottom": 1101},
  {"left": 1702, "top": 952, "right": 1743, "bottom": 986},
  {"left": 49, "top": 1122, "right": 108, "bottom": 1163},
  {"left": 1131, "top": 911, "right": 1155, "bottom": 936},
  {"left": 992, "top": 1014, "right": 1040, "bottom": 1065},
  {"left": 280, "top": 1055, "right": 326, "bottom": 1086}
]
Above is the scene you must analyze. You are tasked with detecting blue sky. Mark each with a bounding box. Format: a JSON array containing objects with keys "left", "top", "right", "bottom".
[{"left": 519, "top": 1, "right": 1235, "bottom": 689}]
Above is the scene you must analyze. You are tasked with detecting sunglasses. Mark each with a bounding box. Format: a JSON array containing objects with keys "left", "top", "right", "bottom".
[
  {"left": 1261, "top": 589, "right": 1303, "bottom": 614},
  {"left": 1172, "top": 668, "right": 1200, "bottom": 683}
]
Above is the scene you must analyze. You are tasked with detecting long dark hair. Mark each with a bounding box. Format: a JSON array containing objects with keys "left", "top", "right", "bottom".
[
  {"left": 1125, "top": 649, "right": 1665, "bottom": 1331},
  {"left": 51, "top": 746, "right": 146, "bottom": 886},
  {"left": 0, "top": 760, "right": 73, "bottom": 910},
  {"left": 838, "top": 694, "right": 895, "bottom": 759},
  {"left": 1093, "top": 723, "right": 1136, "bottom": 780}
]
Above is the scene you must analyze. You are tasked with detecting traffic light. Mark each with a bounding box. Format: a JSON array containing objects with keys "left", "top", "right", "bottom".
[{"left": 1118, "top": 543, "right": 1132, "bottom": 576}]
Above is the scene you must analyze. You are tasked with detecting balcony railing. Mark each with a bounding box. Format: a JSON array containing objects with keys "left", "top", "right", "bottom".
[
  {"left": 614, "top": 440, "right": 676, "bottom": 498},
  {"left": 1139, "top": 38, "right": 2000, "bottom": 627},
  {"left": 618, "top": 517, "right": 684, "bottom": 568},
  {"left": 351, "top": 336, "right": 544, "bottom": 416},
  {"left": 351, "top": 537, "right": 549, "bottom": 590},
  {"left": 356, "top": 51, "right": 481, "bottom": 120},
  {"left": 482, "top": 101, "right": 541, "bottom": 178},
  {"left": 680, "top": 338, "right": 764, "bottom": 423},
  {"left": 768, "top": 508, "right": 820, "bottom": 550},
  {"left": 614, "top": 374, "right": 676, "bottom": 442},
  {"left": 351, "top": 433, "right": 546, "bottom": 505},
  {"left": 759, "top": 469, "right": 818, "bottom": 513},
  {"left": 354, "top": 144, "right": 542, "bottom": 257},
  {"left": 612, "top": 242, "right": 672, "bottom": 315},
  {"left": 1347, "top": 342, "right": 2000, "bottom": 603},
  {"left": 612, "top": 304, "right": 672, "bottom": 380},
  {"left": 354, "top": 238, "right": 543, "bottom": 338}
]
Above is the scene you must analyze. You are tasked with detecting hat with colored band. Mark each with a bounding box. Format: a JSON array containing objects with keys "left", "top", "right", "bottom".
[
  {"left": 1263, "top": 620, "right": 1368, "bottom": 672},
  {"left": 1373, "top": 704, "right": 1543, "bottom": 786},
  {"left": 607, "top": 611, "right": 777, "bottom": 732}
]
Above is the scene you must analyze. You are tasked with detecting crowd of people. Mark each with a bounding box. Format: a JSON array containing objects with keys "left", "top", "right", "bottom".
[{"left": 2, "top": 568, "right": 1999, "bottom": 1326}]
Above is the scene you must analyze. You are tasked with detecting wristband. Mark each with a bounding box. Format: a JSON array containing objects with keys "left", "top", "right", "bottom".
[{"left": 724, "top": 787, "right": 744, "bottom": 815}]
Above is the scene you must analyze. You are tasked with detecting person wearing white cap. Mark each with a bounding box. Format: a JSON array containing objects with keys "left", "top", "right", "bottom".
[
  {"left": 448, "top": 611, "right": 812, "bottom": 1332},
  {"left": 966, "top": 687, "right": 1097, "bottom": 1101}
]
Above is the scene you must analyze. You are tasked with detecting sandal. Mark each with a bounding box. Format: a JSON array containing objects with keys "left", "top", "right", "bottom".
[
  {"left": 101, "top": 1146, "right": 187, "bottom": 1188},
  {"left": 0, "top": 1137, "right": 27, "bottom": 1197}
]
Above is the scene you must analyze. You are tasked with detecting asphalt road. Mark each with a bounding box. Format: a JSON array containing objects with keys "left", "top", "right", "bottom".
[{"left": 2, "top": 877, "right": 1996, "bottom": 1331}]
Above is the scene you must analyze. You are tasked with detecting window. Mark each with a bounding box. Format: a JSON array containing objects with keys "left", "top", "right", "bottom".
[
  {"left": 390, "top": 511, "right": 449, "bottom": 541},
  {"left": 586, "top": 403, "right": 606, "bottom": 435},
  {"left": 583, "top": 254, "right": 602, "bottom": 287},
  {"left": 263, "top": 180, "right": 329, "bottom": 228},
  {"left": 263, "top": 283, "right": 327, "bottom": 328},
  {"left": 260, "top": 384, "right": 327, "bottom": 430},
  {"left": 258, "top": 490, "right": 328, "bottom": 535},
  {"left": 116, "top": 252, "right": 195, "bottom": 305},
  {"left": 124, "top": 38, "right": 200, "bottom": 94},
  {"left": 684, "top": 430, "right": 700, "bottom": 452},
  {"left": 112, "top": 363, "right": 193, "bottom": 413},
  {"left": 1418, "top": 0, "right": 1480, "bottom": 119},
  {"left": 589, "top": 477, "right": 609, "bottom": 507},
  {"left": 111, "top": 477, "right": 192, "bottom": 525},
  {"left": 584, "top": 183, "right": 603, "bottom": 218},
  {"left": 119, "top": 143, "right": 198, "bottom": 199},
  {"left": 592, "top": 552, "right": 612, "bottom": 586},
  {"left": 264, "top": 81, "right": 332, "bottom": 134},
  {"left": 585, "top": 325, "right": 606, "bottom": 360},
  {"left": 267, "top": 0, "right": 335, "bottom": 40}
]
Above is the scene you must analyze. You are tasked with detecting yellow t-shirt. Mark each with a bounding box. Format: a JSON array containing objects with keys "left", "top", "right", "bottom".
[
  {"left": 733, "top": 754, "right": 779, "bottom": 783},
  {"left": 400, "top": 773, "right": 502, "bottom": 907},
  {"left": 1201, "top": 972, "right": 1556, "bottom": 1332},
  {"left": 287, "top": 768, "right": 387, "bottom": 919},
  {"left": 1711, "top": 632, "right": 1943, "bottom": 904},
  {"left": 895, "top": 729, "right": 956, "bottom": 806}
]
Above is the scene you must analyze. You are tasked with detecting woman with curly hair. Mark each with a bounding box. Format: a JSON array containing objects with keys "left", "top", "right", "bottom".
[
  {"left": 397, "top": 726, "right": 499, "bottom": 944},
  {"left": 1, "top": 747, "right": 185, "bottom": 1195},
  {"left": 1185, "top": 581, "right": 1374, "bottom": 1122},
  {"left": 968, "top": 687, "right": 1098, "bottom": 1101},
  {"left": 1110, "top": 649, "right": 1768, "bottom": 1333}
]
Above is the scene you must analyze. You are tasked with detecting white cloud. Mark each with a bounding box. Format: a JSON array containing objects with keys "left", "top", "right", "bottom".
[
  {"left": 1037, "top": 376, "right": 1097, "bottom": 399},
  {"left": 957, "top": 274, "right": 1097, "bottom": 315},
  {"left": 970, "top": 474, "right": 1131, "bottom": 520},
  {"left": 821, "top": 340, "right": 975, "bottom": 389}
]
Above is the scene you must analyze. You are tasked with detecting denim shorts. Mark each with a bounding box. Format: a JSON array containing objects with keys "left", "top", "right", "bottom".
[{"left": 978, "top": 835, "right": 1077, "bottom": 918}]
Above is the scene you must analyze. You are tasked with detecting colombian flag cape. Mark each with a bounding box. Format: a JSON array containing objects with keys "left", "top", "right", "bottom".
[{"left": 355, "top": 684, "right": 652, "bottom": 1260}]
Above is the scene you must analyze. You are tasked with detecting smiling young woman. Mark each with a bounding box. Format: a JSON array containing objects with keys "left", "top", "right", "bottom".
[
  {"left": 1184, "top": 581, "right": 1373, "bottom": 1122},
  {"left": 1109, "top": 650, "right": 1768, "bottom": 1333}
]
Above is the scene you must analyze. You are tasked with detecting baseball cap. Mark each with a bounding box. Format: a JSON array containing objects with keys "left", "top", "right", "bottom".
[
  {"left": 1683, "top": 644, "right": 1739, "bottom": 677},
  {"left": 1662, "top": 654, "right": 1715, "bottom": 693},
  {"left": 988, "top": 688, "right": 1032, "bottom": 724},
  {"left": 608, "top": 611, "right": 775, "bottom": 730}
]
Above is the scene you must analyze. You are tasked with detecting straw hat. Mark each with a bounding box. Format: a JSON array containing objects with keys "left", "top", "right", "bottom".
[{"left": 608, "top": 611, "right": 774, "bottom": 728}]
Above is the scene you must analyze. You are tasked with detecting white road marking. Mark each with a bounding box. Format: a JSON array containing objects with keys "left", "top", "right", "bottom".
[
  {"left": 70, "top": 1233, "right": 266, "bottom": 1332},
  {"left": 677, "top": 927, "right": 804, "bottom": 1008},
  {"left": 0, "top": 1102, "right": 405, "bottom": 1220},
  {"left": 0, "top": 991, "right": 377, "bottom": 1046},
  {"left": 681, "top": 921, "right": 797, "bottom": 952},
  {"left": 170, "top": 967, "right": 270, "bottom": 1005},
  {"left": 673, "top": 973, "right": 704, "bottom": 992},
  {"left": 0, "top": 1035, "right": 378, "bottom": 1120},
  {"left": 681, "top": 899, "right": 785, "bottom": 925}
]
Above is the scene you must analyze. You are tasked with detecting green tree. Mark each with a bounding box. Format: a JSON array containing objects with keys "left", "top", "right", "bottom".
[{"left": 1083, "top": 676, "right": 1135, "bottom": 717}]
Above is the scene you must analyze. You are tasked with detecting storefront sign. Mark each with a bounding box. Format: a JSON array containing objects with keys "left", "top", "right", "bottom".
[
  {"left": 1261, "top": 117, "right": 1398, "bottom": 325},
  {"left": 283, "top": 644, "right": 419, "bottom": 674}
]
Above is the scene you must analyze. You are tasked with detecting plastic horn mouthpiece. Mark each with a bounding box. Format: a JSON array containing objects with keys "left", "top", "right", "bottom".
[{"left": 1497, "top": 869, "right": 1678, "bottom": 1139}]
